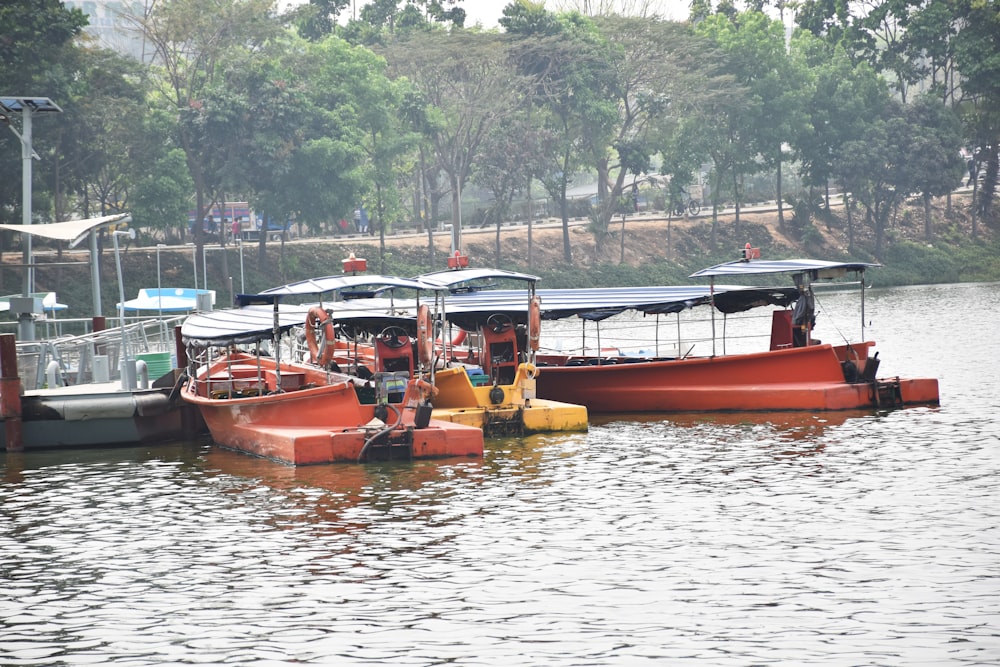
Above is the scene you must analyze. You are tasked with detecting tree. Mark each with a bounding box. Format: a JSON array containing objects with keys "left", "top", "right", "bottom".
[
  {"left": 130, "top": 146, "right": 195, "bottom": 244},
  {"left": 504, "top": 6, "right": 616, "bottom": 263},
  {"left": 341, "top": 0, "right": 467, "bottom": 44},
  {"left": 131, "top": 0, "right": 281, "bottom": 276},
  {"left": 293, "top": 0, "right": 351, "bottom": 41},
  {"left": 905, "top": 94, "right": 965, "bottom": 240},
  {"left": 792, "top": 33, "right": 889, "bottom": 249},
  {"left": 53, "top": 48, "right": 151, "bottom": 224},
  {"left": 695, "top": 11, "right": 805, "bottom": 237},
  {"left": 831, "top": 98, "right": 950, "bottom": 260},
  {"left": 0, "top": 0, "right": 87, "bottom": 234},
  {"left": 383, "top": 29, "right": 524, "bottom": 255},
  {"left": 950, "top": 0, "right": 1000, "bottom": 233},
  {"left": 473, "top": 115, "right": 556, "bottom": 267}
]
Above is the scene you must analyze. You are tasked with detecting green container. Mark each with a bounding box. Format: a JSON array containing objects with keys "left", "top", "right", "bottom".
[{"left": 135, "top": 351, "right": 173, "bottom": 380}]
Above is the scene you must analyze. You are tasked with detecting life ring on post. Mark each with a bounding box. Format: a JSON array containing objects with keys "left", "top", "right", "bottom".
[
  {"left": 417, "top": 304, "right": 434, "bottom": 367},
  {"left": 528, "top": 296, "right": 541, "bottom": 352},
  {"left": 450, "top": 328, "right": 467, "bottom": 347},
  {"left": 305, "top": 305, "right": 336, "bottom": 365}
]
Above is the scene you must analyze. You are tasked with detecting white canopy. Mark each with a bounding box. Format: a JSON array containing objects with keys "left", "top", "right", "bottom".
[
  {"left": 118, "top": 288, "right": 215, "bottom": 312},
  {"left": 0, "top": 213, "right": 131, "bottom": 248},
  {"left": 0, "top": 292, "right": 67, "bottom": 312}
]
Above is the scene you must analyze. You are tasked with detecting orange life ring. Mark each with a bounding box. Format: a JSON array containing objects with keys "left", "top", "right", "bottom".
[
  {"left": 305, "top": 306, "right": 336, "bottom": 365},
  {"left": 436, "top": 328, "right": 467, "bottom": 347},
  {"left": 528, "top": 296, "right": 541, "bottom": 351},
  {"left": 417, "top": 303, "right": 434, "bottom": 367}
]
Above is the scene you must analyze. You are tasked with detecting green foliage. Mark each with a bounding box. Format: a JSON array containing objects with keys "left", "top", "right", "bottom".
[{"left": 130, "top": 149, "right": 194, "bottom": 242}]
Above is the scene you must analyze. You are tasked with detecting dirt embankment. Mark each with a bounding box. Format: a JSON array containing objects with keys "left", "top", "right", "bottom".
[{"left": 361, "top": 191, "right": 986, "bottom": 271}]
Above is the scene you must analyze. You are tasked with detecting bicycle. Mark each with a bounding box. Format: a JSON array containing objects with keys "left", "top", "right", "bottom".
[{"left": 671, "top": 191, "right": 701, "bottom": 217}]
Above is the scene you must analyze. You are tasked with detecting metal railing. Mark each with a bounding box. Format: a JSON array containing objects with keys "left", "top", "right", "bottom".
[{"left": 14, "top": 315, "right": 185, "bottom": 390}]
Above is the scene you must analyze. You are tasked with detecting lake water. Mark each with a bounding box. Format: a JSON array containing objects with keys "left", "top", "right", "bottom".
[{"left": 2, "top": 282, "right": 998, "bottom": 666}]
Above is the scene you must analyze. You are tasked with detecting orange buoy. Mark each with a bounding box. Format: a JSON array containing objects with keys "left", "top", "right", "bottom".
[
  {"left": 305, "top": 306, "right": 336, "bottom": 365},
  {"left": 528, "top": 296, "right": 541, "bottom": 351},
  {"left": 417, "top": 304, "right": 434, "bottom": 367}
]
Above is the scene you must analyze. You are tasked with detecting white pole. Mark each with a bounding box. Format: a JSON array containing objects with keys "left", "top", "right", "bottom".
[
  {"left": 21, "top": 105, "right": 32, "bottom": 297},
  {"left": 113, "top": 230, "right": 134, "bottom": 389},
  {"left": 89, "top": 229, "right": 101, "bottom": 316},
  {"left": 188, "top": 243, "right": 197, "bottom": 290},
  {"left": 238, "top": 238, "right": 245, "bottom": 293},
  {"left": 156, "top": 243, "right": 165, "bottom": 319}
]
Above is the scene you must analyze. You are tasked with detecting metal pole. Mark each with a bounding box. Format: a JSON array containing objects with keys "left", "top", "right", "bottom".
[
  {"left": 89, "top": 229, "right": 101, "bottom": 316},
  {"left": 156, "top": 244, "right": 165, "bottom": 319},
  {"left": 21, "top": 106, "right": 32, "bottom": 297},
  {"left": 113, "top": 230, "right": 134, "bottom": 389},
  {"left": 188, "top": 243, "right": 197, "bottom": 290},
  {"left": 860, "top": 268, "right": 867, "bottom": 340},
  {"left": 238, "top": 238, "right": 245, "bottom": 293},
  {"left": 710, "top": 278, "right": 717, "bottom": 357}
]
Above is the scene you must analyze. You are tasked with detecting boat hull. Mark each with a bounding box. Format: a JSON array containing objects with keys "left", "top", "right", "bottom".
[
  {"left": 429, "top": 364, "right": 588, "bottom": 436},
  {"left": 535, "top": 342, "right": 939, "bottom": 413},
  {"left": 182, "top": 355, "right": 483, "bottom": 465}
]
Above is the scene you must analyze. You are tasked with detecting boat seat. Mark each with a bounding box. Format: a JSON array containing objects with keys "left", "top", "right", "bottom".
[
  {"left": 481, "top": 316, "right": 519, "bottom": 385},
  {"left": 375, "top": 326, "right": 415, "bottom": 375}
]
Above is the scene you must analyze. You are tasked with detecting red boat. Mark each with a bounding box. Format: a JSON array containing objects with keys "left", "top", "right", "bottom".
[
  {"left": 439, "top": 258, "right": 940, "bottom": 414},
  {"left": 180, "top": 278, "right": 483, "bottom": 465}
]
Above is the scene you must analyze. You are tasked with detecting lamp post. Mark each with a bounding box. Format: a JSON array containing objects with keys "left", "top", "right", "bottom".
[
  {"left": 0, "top": 97, "right": 62, "bottom": 298},
  {"left": 156, "top": 243, "right": 166, "bottom": 320},
  {"left": 113, "top": 229, "right": 135, "bottom": 390},
  {"left": 2, "top": 96, "right": 62, "bottom": 342}
]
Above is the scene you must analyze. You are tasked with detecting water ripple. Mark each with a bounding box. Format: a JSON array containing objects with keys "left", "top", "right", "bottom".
[{"left": 3, "top": 283, "right": 1000, "bottom": 666}]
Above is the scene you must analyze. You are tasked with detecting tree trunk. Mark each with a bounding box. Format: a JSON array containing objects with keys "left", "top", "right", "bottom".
[
  {"left": 776, "top": 145, "right": 784, "bottom": 227},
  {"left": 419, "top": 149, "right": 435, "bottom": 266},
  {"left": 449, "top": 171, "right": 462, "bottom": 253},
  {"left": 733, "top": 170, "right": 742, "bottom": 234},
  {"left": 527, "top": 177, "right": 534, "bottom": 270},
  {"left": 376, "top": 182, "right": 387, "bottom": 274},
  {"left": 494, "top": 219, "right": 502, "bottom": 268},
  {"left": 923, "top": 193, "right": 933, "bottom": 241},
  {"left": 844, "top": 192, "right": 854, "bottom": 254},
  {"left": 559, "top": 145, "right": 572, "bottom": 264}
]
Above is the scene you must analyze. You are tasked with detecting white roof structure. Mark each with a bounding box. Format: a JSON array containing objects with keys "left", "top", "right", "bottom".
[{"left": 0, "top": 213, "right": 131, "bottom": 248}]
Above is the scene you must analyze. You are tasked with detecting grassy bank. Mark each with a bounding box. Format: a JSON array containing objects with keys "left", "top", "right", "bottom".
[{"left": 7, "top": 194, "right": 999, "bottom": 320}]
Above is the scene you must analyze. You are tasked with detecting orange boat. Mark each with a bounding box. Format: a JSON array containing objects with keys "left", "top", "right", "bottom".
[
  {"left": 180, "top": 278, "right": 483, "bottom": 465},
  {"left": 255, "top": 264, "right": 589, "bottom": 438},
  {"left": 439, "top": 257, "right": 940, "bottom": 414}
]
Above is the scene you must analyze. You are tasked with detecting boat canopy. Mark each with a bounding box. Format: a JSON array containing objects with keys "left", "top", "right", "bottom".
[
  {"left": 253, "top": 274, "right": 433, "bottom": 301},
  {"left": 690, "top": 258, "right": 880, "bottom": 280},
  {"left": 441, "top": 284, "right": 797, "bottom": 326},
  {"left": 415, "top": 267, "right": 540, "bottom": 292},
  {"left": 180, "top": 305, "right": 308, "bottom": 347}
]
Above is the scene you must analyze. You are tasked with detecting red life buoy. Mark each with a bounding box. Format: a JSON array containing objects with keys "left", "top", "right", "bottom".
[
  {"left": 528, "top": 296, "right": 541, "bottom": 352},
  {"left": 450, "top": 328, "right": 467, "bottom": 346},
  {"left": 305, "top": 306, "right": 336, "bottom": 365},
  {"left": 417, "top": 304, "right": 434, "bottom": 367}
]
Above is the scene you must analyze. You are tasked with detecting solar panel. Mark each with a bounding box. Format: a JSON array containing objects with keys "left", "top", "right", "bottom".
[{"left": 0, "top": 97, "right": 63, "bottom": 114}]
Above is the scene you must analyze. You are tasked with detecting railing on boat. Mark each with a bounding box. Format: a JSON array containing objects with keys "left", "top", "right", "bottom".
[{"left": 12, "top": 315, "right": 185, "bottom": 390}]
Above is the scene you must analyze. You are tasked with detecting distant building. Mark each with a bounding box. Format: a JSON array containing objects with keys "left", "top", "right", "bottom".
[{"left": 62, "top": 0, "right": 152, "bottom": 62}]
